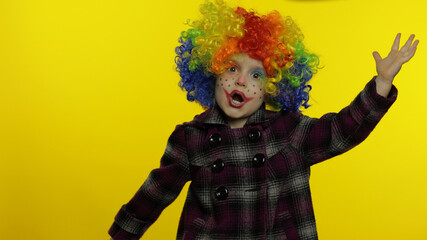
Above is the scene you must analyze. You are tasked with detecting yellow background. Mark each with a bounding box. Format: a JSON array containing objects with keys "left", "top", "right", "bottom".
[{"left": 0, "top": 0, "right": 426, "bottom": 239}]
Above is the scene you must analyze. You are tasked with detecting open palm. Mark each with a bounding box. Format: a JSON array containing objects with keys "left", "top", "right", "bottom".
[{"left": 373, "top": 33, "right": 419, "bottom": 83}]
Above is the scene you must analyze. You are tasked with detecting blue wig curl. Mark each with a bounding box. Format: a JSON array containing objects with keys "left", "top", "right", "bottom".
[
  {"left": 175, "top": 37, "right": 215, "bottom": 108},
  {"left": 267, "top": 59, "right": 314, "bottom": 111}
]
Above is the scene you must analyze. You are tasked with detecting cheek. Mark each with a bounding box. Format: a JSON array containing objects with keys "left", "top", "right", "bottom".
[
  {"left": 215, "top": 79, "right": 225, "bottom": 101},
  {"left": 245, "top": 84, "right": 265, "bottom": 100},
  {"left": 216, "top": 76, "right": 233, "bottom": 90}
]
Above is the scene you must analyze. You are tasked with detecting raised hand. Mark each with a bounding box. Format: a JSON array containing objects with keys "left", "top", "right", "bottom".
[{"left": 373, "top": 33, "right": 419, "bottom": 97}]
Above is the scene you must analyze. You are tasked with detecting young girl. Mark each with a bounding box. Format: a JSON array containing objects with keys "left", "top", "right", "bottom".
[{"left": 108, "top": 1, "right": 418, "bottom": 239}]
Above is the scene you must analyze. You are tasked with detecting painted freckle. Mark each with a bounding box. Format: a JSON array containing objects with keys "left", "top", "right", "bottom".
[
  {"left": 228, "top": 84, "right": 231, "bottom": 87},
  {"left": 254, "top": 92, "right": 256, "bottom": 94},
  {"left": 221, "top": 83, "right": 223, "bottom": 86},
  {"left": 247, "top": 89, "right": 250, "bottom": 92}
]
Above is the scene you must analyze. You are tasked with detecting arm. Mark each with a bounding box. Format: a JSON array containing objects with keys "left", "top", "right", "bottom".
[
  {"left": 293, "top": 33, "right": 418, "bottom": 166},
  {"left": 293, "top": 77, "right": 397, "bottom": 166},
  {"left": 108, "top": 125, "right": 190, "bottom": 240}
]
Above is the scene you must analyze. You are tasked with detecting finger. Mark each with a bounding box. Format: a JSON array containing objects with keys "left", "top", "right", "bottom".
[
  {"left": 391, "top": 33, "right": 401, "bottom": 51},
  {"left": 372, "top": 51, "right": 382, "bottom": 64},
  {"left": 410, "top": 39, "right": 420, "bottom": 49},
  {"left": 401, "top": 40, "right": 419, "bottom": 63},
  {"left": 406, "top": 40, "right": 419, "bottom": 59},
  {"left": 402, "top": 47, "right": 417, "bottom": 64},
  {"left": 401, "top": 34, "right": 415, "bottom": 52}
]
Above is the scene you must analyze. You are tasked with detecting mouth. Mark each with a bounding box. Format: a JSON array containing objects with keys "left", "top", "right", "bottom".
[{"left": 224, "top": 89, "right": 253, "bottom": 108}]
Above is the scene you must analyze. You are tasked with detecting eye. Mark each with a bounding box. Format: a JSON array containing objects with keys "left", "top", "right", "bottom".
[
  {"left": 251, "top": 72, "right": 264, "bottom": 79},
  {"left": 228, "top": 66, "right": 237, "bottom": 72}
]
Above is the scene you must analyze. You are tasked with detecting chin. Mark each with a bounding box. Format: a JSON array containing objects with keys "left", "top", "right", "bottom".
[
  {"left": 222, "top": 104, "right": 257, "bottom": 119},
  {"left": 224, "top": 110, "right": 248, "bottom": 120}
]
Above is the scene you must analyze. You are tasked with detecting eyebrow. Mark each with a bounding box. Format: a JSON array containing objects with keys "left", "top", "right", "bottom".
[
  {"left": 252, "top": 68, "right": 266, "bottom": 74},
  {"left": 228, "top": 59, "right": 265, "bottom": 72},
  {"left": 228, "top": 59, "right": 239, "bottom": 66}
]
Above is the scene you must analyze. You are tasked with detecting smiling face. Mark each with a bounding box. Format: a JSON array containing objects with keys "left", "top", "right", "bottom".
[{"left": 214, "top": 52, "right": 266, "bottom": 128}]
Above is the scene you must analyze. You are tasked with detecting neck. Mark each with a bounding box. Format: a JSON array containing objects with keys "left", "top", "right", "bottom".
[{"left": 227, "top": 117, "right": 248, "bottom": 129}]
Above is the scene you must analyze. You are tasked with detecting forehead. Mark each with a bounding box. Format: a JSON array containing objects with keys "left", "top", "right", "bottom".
[{"left": 229, "top": 52, "right": 264, "bottom": 70}]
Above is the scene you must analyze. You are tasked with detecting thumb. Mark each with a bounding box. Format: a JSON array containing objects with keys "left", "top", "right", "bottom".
[{"left": 372, "top": 51, "right": 382, "bottom": 64}]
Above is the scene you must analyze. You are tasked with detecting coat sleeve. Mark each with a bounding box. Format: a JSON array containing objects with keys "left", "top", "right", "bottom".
[
  {"left": 108, "top": 124, "right": 191, "bottom": 240},
  {"left": 292, "top": 76, "right": 398, "bottom": 166}
]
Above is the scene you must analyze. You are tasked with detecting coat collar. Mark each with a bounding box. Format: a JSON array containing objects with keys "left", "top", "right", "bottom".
[{"left": 194, "top": 103, "right": 280, "bottom": 127}]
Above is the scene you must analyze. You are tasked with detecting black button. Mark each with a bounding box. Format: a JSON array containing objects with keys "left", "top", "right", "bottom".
[
  {"left": 248, "top": 128, "right": 261, "bottom": 142},
  {"left": 252, "top": 153, "right": 266, "bottom": 167},
  {"left": 215, "top": 186, "right": 228, "bottom": 200},
  {"left": 211, "top": 159, "right": 225, "bottom": 173},
  {"left": 209, "top": 133, "right": 222, "bottom": 147}
]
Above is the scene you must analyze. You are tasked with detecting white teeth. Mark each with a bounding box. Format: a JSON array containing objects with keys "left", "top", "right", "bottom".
[{"left": 232, "top": 99, "right": 242, "bottom": 104}]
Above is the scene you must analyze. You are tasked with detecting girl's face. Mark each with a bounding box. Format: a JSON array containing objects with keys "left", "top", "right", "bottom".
[{"left": 215, "top": 52, "right": 266, "bottom": 128}]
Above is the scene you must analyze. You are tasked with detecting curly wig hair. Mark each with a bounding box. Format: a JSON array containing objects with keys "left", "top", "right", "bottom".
[{"left": 175, "top": 0, "right": 320, "bottom": 112}]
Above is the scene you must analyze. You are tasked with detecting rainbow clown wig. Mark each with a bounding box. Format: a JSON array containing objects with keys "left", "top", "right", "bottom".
[{"left": 175, "top": 0, "right": 320, "bottom": 112}]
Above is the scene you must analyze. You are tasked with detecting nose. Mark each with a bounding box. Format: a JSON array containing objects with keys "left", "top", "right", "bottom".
[{"left": 235, "top": 75, "right": 246, "bottom": 87}]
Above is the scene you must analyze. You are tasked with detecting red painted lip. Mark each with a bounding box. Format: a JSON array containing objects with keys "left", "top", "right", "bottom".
[{"left": 224, "top": 89, "right": 254, "bottom": 109}]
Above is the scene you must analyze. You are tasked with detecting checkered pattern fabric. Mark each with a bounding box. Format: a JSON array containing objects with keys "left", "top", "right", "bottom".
[{"left": 109, "top": 77, "right": 397, "bottom": 240}]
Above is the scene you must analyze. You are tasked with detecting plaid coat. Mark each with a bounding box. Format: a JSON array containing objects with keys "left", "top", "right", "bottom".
[{"left": 109, "top": 77, "right": 397, "bottom": 240}]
